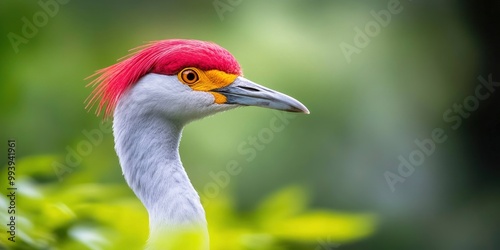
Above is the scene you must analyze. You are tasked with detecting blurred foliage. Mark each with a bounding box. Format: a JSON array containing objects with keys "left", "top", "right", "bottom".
[{"left": 0, "top": 156, "right": 376, "bottom": 250}]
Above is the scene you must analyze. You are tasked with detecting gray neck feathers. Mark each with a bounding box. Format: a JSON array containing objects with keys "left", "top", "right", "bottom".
[{"left": 113, "top": 102, "right": 207, "bottom": 235}]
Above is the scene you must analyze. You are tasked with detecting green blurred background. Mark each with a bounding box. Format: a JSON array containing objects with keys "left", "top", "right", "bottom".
[{"left": 1, "top": 0, "right": 500, "bottom": 249}]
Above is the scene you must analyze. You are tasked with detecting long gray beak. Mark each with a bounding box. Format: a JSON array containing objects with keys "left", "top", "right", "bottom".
[{"left": 213, "top": 76, "right": 310, "bottom": 114}]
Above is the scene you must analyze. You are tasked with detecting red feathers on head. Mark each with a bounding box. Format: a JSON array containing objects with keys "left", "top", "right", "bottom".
[{"left": 85, "top": 39, "right": 242, "bottom": 118}]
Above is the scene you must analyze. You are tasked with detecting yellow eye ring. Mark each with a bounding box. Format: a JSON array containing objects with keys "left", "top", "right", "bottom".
[{"left": 178, "top": 68, "right": 199, "bottom": 85}]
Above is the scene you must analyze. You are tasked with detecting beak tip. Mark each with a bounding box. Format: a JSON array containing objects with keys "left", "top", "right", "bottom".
[
  {"left": 292, "top": 104, "right": 309, "bottom": 114},
  {"left": 293, "top": 107, "right": 310, "bottom": 114}
]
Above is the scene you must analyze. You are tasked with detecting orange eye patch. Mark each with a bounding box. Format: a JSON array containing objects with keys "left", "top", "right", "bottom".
[{"left": 177, "top": 67, "right": 238, "bottom": 104}]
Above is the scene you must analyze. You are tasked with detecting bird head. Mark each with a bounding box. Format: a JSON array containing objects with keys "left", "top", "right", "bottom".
[{"left": 86, "top": 39, "right": 309, "bottom": 122}]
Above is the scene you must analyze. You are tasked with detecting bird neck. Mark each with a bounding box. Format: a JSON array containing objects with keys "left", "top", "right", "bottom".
[{"left": 113, "top": 108, "right": 208, "bottom": 243}]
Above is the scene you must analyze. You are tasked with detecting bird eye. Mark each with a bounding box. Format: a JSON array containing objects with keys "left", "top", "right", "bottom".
[{"left": 179, "top": 68, "right": 199, "bottom": 85}]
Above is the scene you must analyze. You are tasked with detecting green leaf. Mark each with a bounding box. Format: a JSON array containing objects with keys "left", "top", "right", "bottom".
[
  {"left": 255, "top": 185, "right": 308, "bottom": 225},
  {"left": 267, "top": 210, "right": 377, "bottom": 243}
]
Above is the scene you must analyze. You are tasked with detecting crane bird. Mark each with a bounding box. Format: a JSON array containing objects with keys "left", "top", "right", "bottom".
[{"left": 85, "top": 39, "right": 309, "bottom": 249}]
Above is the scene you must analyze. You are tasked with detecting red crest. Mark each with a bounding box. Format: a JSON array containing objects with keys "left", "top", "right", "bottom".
[{"left": 85, "top": 39, "right": 242, "bottom": 117}]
